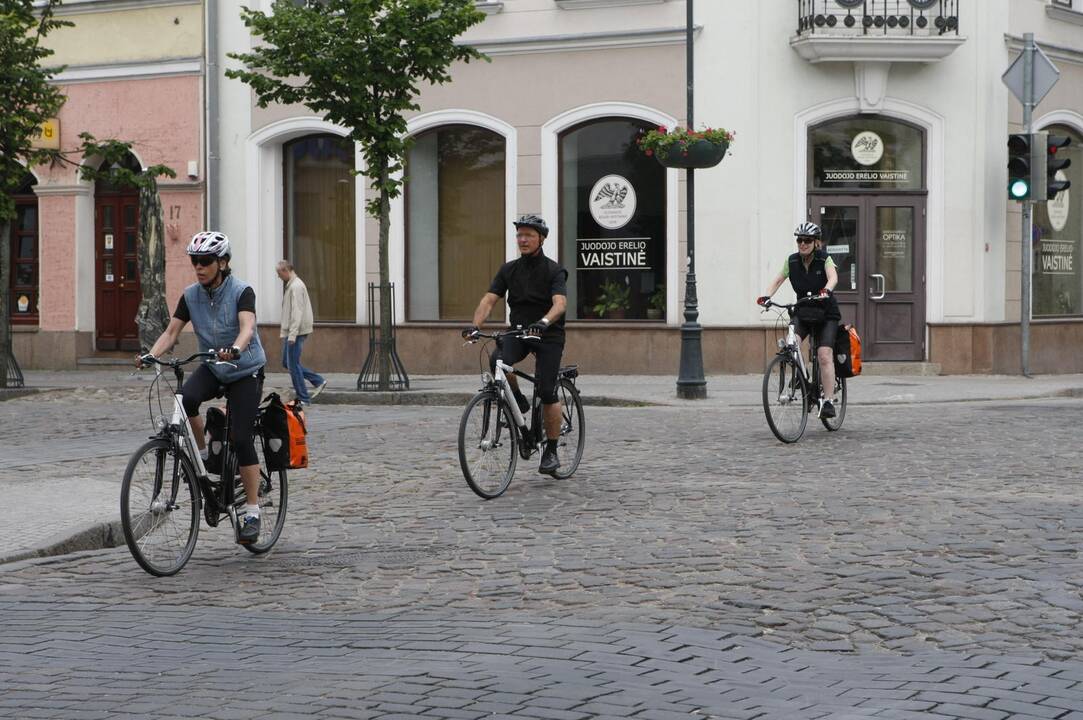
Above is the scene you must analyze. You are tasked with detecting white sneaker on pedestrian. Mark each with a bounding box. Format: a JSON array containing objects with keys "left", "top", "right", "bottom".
[{"left": 310, "top": 380, "right": 328, "bottom": 400}]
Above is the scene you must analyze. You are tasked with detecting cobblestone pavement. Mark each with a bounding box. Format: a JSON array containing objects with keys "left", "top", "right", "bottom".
[{"left": 2, "top": 390, "right": 1083, "bottom": 718}]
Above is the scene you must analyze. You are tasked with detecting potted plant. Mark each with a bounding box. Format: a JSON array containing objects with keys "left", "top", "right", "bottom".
[
  {"left": 646, "top": 284, "right": 665, "bottom": 320},
  {"left": 592, "top": 280, "right": 631, "bottom": 320},
  {"left": 636, "top": 125, "right": 735, "bottom": 169}
]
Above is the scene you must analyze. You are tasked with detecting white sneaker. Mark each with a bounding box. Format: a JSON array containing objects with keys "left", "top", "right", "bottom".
[{"left": 310, "top": 380, "right": 328, "bottom": 400}]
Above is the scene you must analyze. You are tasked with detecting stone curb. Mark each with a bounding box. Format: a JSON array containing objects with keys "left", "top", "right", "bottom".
[
  {"left": 0, "top": 519, "right": 125, "bottom": 567},
  {"left": 0, "top": 388, "right": 43, "bottom": 402}
]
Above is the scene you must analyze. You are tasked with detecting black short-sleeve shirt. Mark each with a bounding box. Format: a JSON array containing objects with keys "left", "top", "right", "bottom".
[
  {"left": 488, "top": 252, "right": 568, "bottom": 340},
  {"left": 174, "top": 286, "right": 256, "bottom": 322}
]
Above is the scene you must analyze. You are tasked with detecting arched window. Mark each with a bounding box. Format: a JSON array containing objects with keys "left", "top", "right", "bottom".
[
  {"left": 10, "top": 173, "right": 38, "bottom": 325},
  {"left": 405, "top": 124, "right": 506, "bottom": 321},
  {"left": 283, "top": 134, "right": 356, "bottom": 323},
  {"left": 1034, "top": 124, "right": 1082, "bottom": 318},
  {"left": 559, "top": 118, "right": 666, "bottom": 321}
]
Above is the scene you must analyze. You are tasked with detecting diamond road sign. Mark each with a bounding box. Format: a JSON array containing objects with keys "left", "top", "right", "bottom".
[{"left": 1002, "top": 45, "right": 1060, "bottom": 106}]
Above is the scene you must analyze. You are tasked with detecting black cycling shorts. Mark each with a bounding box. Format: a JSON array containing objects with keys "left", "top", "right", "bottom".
[
  {"left": 181, "top": 364, "right": 264, "bottom": 467},
  {"left": 490, "top": 337, "right": 564, "bottom": 405},
  {"left": 794, "top": 318, "right": 838, "bottom": 351}
]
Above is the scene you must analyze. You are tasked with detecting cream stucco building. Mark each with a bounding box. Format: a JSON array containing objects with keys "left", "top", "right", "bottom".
[{"left": 15, "top": 0, "right": 1083, "bottom": 375}]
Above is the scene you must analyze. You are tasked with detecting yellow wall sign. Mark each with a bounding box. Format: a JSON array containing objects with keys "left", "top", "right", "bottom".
[{"left": 31, "top": 119, "right": 60, "bottom": 150}]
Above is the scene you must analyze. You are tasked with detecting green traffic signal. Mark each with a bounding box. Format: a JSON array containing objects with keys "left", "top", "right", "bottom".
[{"left": 1007, "top": 132, "right": 1033, "bottom": 201}]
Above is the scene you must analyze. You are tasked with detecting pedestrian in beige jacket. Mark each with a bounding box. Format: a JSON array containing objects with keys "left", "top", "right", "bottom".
[{"left": 276, "top": 260, "right": 326, "bottom": 405}]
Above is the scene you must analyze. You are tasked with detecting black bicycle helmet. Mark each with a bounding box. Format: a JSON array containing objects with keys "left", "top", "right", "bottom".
[{"left": 513, "top": 214, "right": 549, "bottom": 239}]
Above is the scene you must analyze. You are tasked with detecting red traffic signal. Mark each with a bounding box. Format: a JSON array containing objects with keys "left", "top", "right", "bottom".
[{"left": 1046, "top": 134, "right": 1071, "bottom": 200}]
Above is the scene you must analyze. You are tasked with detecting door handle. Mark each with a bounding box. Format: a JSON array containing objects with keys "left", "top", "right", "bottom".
[{"left": 870, "top": 273, "right": 885, "bottom": 300}]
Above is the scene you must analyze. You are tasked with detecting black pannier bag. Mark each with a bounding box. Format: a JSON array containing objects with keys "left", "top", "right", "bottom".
[
  {"left": 203, "top": 406, "right": 227, "bottom": 475},
  {"left": 260, "top": 392, "right": 291, "bottom": 471},
  {"left": 794, "top": 302, "right": 826, "bottom": 326}
]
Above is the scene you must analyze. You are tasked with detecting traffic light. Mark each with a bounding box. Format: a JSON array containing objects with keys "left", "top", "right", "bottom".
[
  {"left": 1007, "top": 132, "right": 1037, "bottom": 201},
  {"left": 1045, "top": 134, "right": 1071, "bottom": 201}
]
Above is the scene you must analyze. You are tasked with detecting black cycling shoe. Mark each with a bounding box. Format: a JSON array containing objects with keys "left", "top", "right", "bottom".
[
  {"left": 820, "top": 399, "right": 836, "bottom": 419},
  {"left": 237, "top": 514, "right": 260, "bottom": 545},
  {"left": 538, "top": 447, "right": 560, "bottom": 476}
]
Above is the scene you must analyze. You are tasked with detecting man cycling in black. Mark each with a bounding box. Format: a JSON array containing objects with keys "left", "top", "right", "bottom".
[
  {"left": 463, "top": 214, "right": 568, "bottom": 476},
  {"left": 139, "top": 231, "right": 268, "bottom": 544},
  {"left": 757, "top": 222, "right": 840, "bottom": 418}
]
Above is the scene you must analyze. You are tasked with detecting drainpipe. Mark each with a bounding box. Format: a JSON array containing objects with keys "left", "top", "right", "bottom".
[{"left": 205, "top": 0, "right": 220, "bottom": 230}]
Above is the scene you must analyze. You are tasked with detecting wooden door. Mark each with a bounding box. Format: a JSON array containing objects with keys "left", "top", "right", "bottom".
[{"left": 95, "top": 194, "right": 141, "bottom": 351}]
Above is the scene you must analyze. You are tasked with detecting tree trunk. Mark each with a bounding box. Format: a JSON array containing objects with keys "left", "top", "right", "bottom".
[
  {"left": 0, "top": 220, "right": 10, "bottom": 388},
  {"left": 135, "top": 178, "right": 170, "bottom": 351},
  {"left": 378, "top": 162, "right": 392, "bottom": 392}
]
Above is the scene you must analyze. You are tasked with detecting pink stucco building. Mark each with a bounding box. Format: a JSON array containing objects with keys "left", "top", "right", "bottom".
[{"left": 12, "top": 0, "right": 205, "bottom": 368}]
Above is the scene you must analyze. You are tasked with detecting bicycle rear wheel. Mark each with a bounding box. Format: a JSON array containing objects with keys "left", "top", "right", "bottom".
[
  {"left": 762, "top": 354, "right": 808, "bottom": 443},
  {"left": 120, "top": 438, "right": 201, "bottom": 577},
  {"left": 458, "top": 391, "right": 518, "bottom": 499},
  {"left": 229, "top": 437, "right": 289, "bottom": 554},
  {"left": 821, "top": 375, "right": 847, "bottom": 431},
  {"left": 551, "top": 379, "right": 585, "bottom": 479}
]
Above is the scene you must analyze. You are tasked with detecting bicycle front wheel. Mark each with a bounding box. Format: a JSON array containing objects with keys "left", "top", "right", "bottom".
[
  {"left": 821, "top": 375, "right": 847, "bottom": 431},
  {"left": 551, "top": 379, "right": 585, "bottom": 479},
  {"left": 762, "top": 354, "right": 809, "bottom": 443},
  {"left": 230, "top": 437, "right": 289, "bottom": 554},
  {"left": 458, "top": 391, "right": 518, "bottom": 499},
  {"left": 120, "top": 438, "right": 201, "bottom": 577}
]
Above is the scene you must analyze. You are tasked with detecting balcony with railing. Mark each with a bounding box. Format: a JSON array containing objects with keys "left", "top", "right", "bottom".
[{"left": 792, "top": 0, "right": 965, "bottom": 63}]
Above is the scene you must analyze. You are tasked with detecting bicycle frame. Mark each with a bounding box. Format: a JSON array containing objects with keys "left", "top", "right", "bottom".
[{"left": 492, "top": 358, "right": 532, "bottom": 430}]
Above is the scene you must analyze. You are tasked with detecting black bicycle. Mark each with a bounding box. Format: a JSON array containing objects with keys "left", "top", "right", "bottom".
[
  {"left": 760, "top": 298, "right": 847, "bottom": 443},
  {"left": 458, "top": 329, "right": 585, "bottom": 499},
  {"left": 120, "top": 352, "right": 288, "bottom": 576}
]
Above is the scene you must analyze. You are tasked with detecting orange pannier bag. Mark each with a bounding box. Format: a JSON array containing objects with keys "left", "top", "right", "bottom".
[
  {"left": 833, "top": 323, "right": 862, "bottom": 378},
  {"left": 260, "top": 393, "right": 309, "bottom": 470}
]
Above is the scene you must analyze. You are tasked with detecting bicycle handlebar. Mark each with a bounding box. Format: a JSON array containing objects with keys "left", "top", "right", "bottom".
[
  {"left": 760, "top": 295, "right": 828, "bottom": 312},
  {"left": 463, "top": 328, "right": 540, "bottom": 345},
  {"left": 139, "top": 350, "right": 237, "bottom": 369}
]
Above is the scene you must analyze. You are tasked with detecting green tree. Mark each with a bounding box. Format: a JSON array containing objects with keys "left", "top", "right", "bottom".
[
  {"left": 0, "top": 0, "right": 70, "bottom": 388},
  {"left": 227, "top": 0, "right": 487, "bottom": 390}
]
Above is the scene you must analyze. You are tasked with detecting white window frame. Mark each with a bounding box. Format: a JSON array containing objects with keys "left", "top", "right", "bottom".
[
  {"left": 541, "top": 102, "right": 680, "bottom": 325},
  {"left": 245, "top": 117, "right": 365, "bottom": 324},
  {"left": 390, "top": 109, "right": 517, "bottom": 325}
]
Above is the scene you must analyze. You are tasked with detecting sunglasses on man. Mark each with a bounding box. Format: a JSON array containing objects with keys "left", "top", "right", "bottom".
[{"left": 190, "top": 255, "right": 218, "bottom": 267}]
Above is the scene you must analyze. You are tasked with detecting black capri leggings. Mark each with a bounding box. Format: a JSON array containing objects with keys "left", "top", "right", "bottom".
[
  {"left": 490, "top": 337, "right": 565, "bottom": 405},
  {"left": 793, "top": 318, "right": 838, "bottom": 351},
  {"left": 181, "top": 364, "right": 264, "bottom": 467}
]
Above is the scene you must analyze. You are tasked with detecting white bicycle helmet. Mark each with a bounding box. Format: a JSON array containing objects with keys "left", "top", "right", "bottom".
[
  {"left": 793, "top": 222, "right": 821, "bottom": 238},
  {"left": 186, "top": 231, "right": 231, "bottom": 257}
]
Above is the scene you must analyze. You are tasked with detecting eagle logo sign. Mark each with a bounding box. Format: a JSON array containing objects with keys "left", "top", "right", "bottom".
[
  {"left": 588, "top": 174, "right": 637, "bottom": 230},
  {"left": 593, "top": 182, "right": 629, "bottom": 209}
]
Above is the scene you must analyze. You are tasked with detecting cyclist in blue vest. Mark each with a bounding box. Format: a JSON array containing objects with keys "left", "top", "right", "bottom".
[
  {"left": 757, "top": 222, "right": 840, "bottom": 418},
  {"left": 138, "top": 231, "right": 268, "bottom": 544}
]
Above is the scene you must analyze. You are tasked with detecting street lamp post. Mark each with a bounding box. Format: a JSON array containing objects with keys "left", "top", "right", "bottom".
[{"left": 676, "top": 0, "right": 706, "bottom": 400}]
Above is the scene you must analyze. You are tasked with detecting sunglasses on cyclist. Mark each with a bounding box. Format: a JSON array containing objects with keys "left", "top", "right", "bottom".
[
  {"left": 190, "top": 255, "right": 218, "bottom": 267},
  {"left": 796, "top": 237, "right": 816, "bottom": 245}
]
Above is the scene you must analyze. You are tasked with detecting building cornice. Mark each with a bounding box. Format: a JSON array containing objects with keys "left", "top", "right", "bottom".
[
  {"left": 35, "top": 0, "right": 200, "bottom": 15},
  {"left": 462, "top": 25, "right": 697, "bottom": 56},
  {"left": 1046, "top": 5, "right": 1083, "bottom": 27},
  {"left": 32, "top": 184, "right": 91, "bottom": 197},
  {"left": 53, "top": 58, "right": 202, "bottom": 84},
  {"left": 555, "top": 0, "right": 672, "bottom": 8},
  {"left": 1005, "top": 33, "right": 1083, "bottom": 67}
]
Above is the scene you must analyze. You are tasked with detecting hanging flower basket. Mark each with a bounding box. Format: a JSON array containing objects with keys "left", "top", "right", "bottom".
[
  {"left": 636, "top": 126, "right": 734, "bottom": 170},
  {"left": 658, "top": 139, "right": 728, "bottom": 169}
]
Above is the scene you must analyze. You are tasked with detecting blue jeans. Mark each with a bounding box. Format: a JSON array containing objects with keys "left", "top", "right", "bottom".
[{"left": 282, "top": 335, "right": 325, "bottom": 403}]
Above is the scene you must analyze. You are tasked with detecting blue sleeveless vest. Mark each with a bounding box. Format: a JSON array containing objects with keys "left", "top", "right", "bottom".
[{"left": 182, "top": 274, "right": 266, "bottom": 383}]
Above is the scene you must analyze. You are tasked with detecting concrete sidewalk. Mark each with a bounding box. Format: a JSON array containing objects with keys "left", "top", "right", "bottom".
[
  {"left": 10, "top": 367, "right": 1083, "bottom": 407},
  {"left": 2, "top": 368, "right": 1082, "bottom": 568}
]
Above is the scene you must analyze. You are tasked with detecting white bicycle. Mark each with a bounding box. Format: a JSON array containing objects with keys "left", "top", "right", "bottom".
[{"left": 457, "top": 329, "right": 585, "bottom": 499}]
